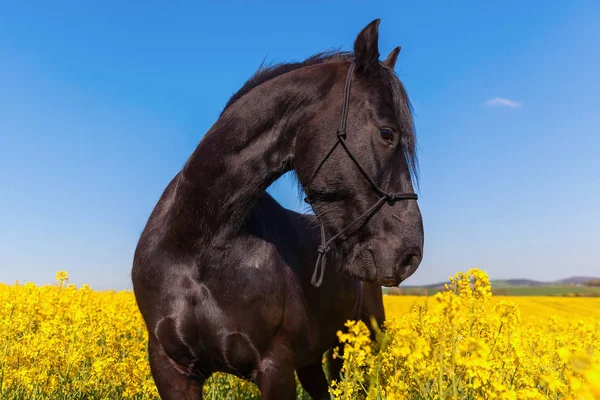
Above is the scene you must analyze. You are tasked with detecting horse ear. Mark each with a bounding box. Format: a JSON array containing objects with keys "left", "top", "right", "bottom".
[
  {"left": 353, "top": 19, "right": 381, "bottom": 73},
  {"left": 383, "top": 46, "right": 401, "bottom": 70}
]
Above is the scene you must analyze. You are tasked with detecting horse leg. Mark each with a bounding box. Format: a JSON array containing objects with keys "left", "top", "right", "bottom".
[
  {"left": 325, "top": 282, "right": 385, "bottom": 388},
  {"left": 297, "top": 357, "right": 330, "bottom": 400},
  {"left": 148, "top": 335, "right": 205, "bottom": 400},
  {"left": 325, "top": 347, "right": 344, "bottom": 384},
  {"left": 361, "top": 282, "right": 386, "bottom": 340},
  {"left": 257, "top": 343, "right": 296, "bottom": 400}
]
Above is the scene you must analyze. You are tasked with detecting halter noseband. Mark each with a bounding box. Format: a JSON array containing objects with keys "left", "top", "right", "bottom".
[{"left": 303, "top": 62, "right": 418, "bottom": 287}]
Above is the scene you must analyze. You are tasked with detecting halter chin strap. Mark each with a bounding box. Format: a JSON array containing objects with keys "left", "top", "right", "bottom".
[{"left": 303, "top": 62, "right": 418, "bottom": 287}]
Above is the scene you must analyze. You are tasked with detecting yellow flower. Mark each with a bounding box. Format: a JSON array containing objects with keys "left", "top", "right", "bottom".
[
  {"left": 2, "top": 269, "right": 600, "bottom": 399},
  {"left": 55, "top": 270, "right": 68, "bottom": 284},
  {"left": 332, "top": 269, "right": 600, "bottom": 399}
]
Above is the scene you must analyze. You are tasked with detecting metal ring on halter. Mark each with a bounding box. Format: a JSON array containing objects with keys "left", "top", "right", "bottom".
[{"left": 303, "top": 62, "right": 418, "bottom": 288}]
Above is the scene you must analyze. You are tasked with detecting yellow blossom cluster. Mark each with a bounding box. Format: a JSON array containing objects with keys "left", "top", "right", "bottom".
[
  {"left": 0, "top": 271, "right": 159, "bottom": 399},
  {"left": 0, "top": 271, "right": 262, "bottom": 399},
  {"left": 330, "top": 269, "right": 600, "bottom": 399}
]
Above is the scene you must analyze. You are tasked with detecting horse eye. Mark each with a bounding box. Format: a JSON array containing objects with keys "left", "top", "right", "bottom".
[{"left": 379, "top": 128, "right": 394, "bottom": 141}]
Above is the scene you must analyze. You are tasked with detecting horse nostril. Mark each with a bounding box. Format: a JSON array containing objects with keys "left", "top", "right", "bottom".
[
  {"left": 401, "top": 254, "right": 419, "bottom": 268},
  {"left": 399, "top": 253, "right": 421, "bottom": 280}
]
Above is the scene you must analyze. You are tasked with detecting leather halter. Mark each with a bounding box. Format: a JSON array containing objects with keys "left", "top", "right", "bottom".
[{"left": 304, "top": 62, "right": 418, "bottom": 287}]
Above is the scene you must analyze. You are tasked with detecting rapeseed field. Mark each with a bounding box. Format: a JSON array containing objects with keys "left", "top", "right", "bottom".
[{"left": 1, "top": 269, "right": 598, "bottom": 399}]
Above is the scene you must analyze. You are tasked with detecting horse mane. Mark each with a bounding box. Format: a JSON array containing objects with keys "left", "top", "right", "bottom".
[
  {"left": 222, "top": 50, "right": 418, "bottom": 182},
  {"left": 222, "top": 51, "right": 353, "bottom": 113}
]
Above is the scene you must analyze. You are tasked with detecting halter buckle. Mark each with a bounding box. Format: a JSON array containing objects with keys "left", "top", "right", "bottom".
[
  {"left": 386, "top": 193, "right": 398, "bottom": 205},
  {"left": 317, "top": 244, "right": 330, "bottom": 254}
]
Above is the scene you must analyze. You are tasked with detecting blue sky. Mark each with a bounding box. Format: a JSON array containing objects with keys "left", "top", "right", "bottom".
[{"left": 1, "top": 1, "right": 598, "bottom": 289}]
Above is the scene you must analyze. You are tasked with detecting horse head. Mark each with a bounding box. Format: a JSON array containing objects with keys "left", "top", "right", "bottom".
[{"left": 295, "top": 20, "right": 424, "bottom": 287}]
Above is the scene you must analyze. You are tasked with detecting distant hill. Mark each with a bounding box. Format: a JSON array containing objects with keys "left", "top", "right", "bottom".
[
  {"left": 491, "top": 279, "right": 545, "bottom": 287},
  {"left": 392, "top": 275, "right": 600, "bottom": 297},
  {"left": 403, "top": 276, "right": 600, "bottom": 289},
  {"left": 554, "top": 276, "right": 599, "bottom": 285}
]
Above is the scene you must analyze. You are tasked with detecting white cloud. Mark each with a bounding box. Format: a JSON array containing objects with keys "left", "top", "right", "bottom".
[{"left": 484, "top": 97, "right": 522, "bottom": 108}]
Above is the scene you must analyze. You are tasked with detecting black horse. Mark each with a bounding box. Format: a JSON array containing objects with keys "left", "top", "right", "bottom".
[{"left": 132, "top": 19, "right": 424, "bottom": 399}]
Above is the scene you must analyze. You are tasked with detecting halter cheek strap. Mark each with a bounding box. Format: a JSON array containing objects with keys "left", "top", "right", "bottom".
[{"left": 303, "top": 62, "right": 418, "bottom": 287}]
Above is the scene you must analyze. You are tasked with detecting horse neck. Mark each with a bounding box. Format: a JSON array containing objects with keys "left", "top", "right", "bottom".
[{"left": 170, "top": 67, "right": 335, "bottom": 243}]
